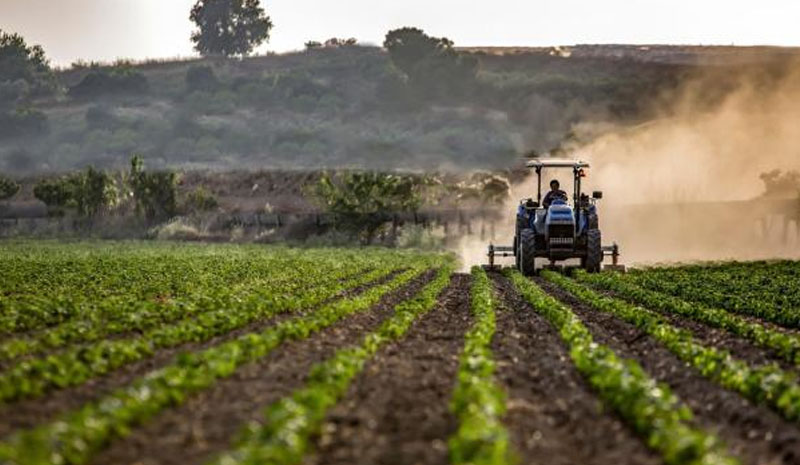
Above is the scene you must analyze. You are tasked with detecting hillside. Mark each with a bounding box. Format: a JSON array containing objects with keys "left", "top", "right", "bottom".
[{"left": 2, "top": 43, "right": 798, "bottom": 176}]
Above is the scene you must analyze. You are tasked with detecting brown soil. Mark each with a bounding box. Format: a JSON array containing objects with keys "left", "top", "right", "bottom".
[
  {"left": 87, "top": 270, "right": 436, "bottom": 465},
  {"left": 0, "top": 269, "right": 402, "bottom": 439},
  {"left": 490, "top": 273, "right": 661, "bottom": 465},
  {"left": 538, "top": 277, "right": 800, "bottom": 465},
  {"left": 607, "top": 289, "right": 800, "bottom": 375},
  {"left": 304, "top": 273, "right": 472, "bottom": 465}
]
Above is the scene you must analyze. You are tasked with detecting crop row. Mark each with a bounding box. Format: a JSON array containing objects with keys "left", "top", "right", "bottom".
[
  {"left": 0, "top": 261, "right": 406, "bottom": 403},
  {"left": 544, "top": 271, "right": 800, "bottom": 423},
  {"left": 447, "top": 267, "right": 511, "bottom": 465},
  {"left": 207, "top": 266, "right": 453, "bottom": 465},
  {"left": 508, "top": 270, "right": 736, "bottom": 465},
  {"left": 575, "top": 270, "right": 800, "bottom": 365},
  {"left": 0, "top": 262, "right": 374, "bottom": 362},
  {"left": 0, "top": 264, "right": 441, "bottom": 465},
  {"left": 0, "top": 245, "right": 394, "bottom": 335},
  {"left": 629, "top": 262, "right": 800, "bottom": 328}
]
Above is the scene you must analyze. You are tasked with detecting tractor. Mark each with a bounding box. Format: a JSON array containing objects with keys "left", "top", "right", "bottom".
[{"left": 487, "top": 158, "right": 623, "bottom": 275}]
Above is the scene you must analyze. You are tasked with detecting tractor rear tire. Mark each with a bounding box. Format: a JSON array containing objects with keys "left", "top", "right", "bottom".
[
  {"left": 584, "top": 229, "right": 602, "bottom": 273},
  {"left": 519, "top": 228, "right": 536, "bottom": 276}
]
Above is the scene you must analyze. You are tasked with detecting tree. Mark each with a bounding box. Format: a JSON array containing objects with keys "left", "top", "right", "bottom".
[
  {"left": 33, "top": 167, "right": 117, "bottom": 216},
  {"left": 0, "top": 29, "right": 49, "bottom": 83},
  {"left": 129, "top": 155, "right": 178, "bottom": 220},
  {"left": 313, "top": 171, "right": 423, "bottom": 243},
  {"left": 383, "top": 27, "right": 477, "bottom": 99},
  {"left": 190, "top": 0, "right": 273, "bottom": 57},
  {"left": 0, "top": 175, "right": 19, "bottom": 201}
]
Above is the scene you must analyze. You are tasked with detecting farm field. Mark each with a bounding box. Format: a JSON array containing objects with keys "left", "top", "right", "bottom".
[{"left": 2, "top": 242, "right": 800, "bottom": 465}]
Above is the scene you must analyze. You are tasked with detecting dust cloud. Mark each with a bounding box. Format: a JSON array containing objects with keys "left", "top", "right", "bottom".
[{"left": 456, "top": 59, "right": 800, "bottom": 269}]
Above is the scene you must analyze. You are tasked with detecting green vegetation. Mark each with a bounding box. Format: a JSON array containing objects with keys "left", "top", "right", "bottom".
[
  {"left": 313, "top": 171, "right": 424, "bottom": 242},
  {"left": 575, "top": 270, "right": 800, "bottom": 365},
  {"left": 544, "top": 271, "right": 800, "bottom": 423},
  {"left": 32, "top": 166, "right": 117, "bottom": 216},
  {"left": 207, "top": 267, "right": 452, "bottom": 465},
  {"left": 448, "top": 267, "right": 513, "bottom": 465},
  {"left": 627, "top": 261, "right": 800, "bottom": 328},
  {"left": 0, "top": 174, "right": 19, "bottom": 200},
  {"left": 190, "top": 0, "right": 273, "bottom": 57},
  {"left": 509, "top": 270, "right": 736, "bottom": 465},
  {"left": 0, "top": 241, "right": 451, "bottom": 465},
  {"left": 384, "top": 27, "right": 477, "bottom": 99},
  {"left": 129, "top": 155, "right": 178, "bottom": 220}
]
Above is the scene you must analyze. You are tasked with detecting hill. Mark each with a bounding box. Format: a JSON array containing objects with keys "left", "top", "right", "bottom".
[{"left": 7, "top": 43, "right": 792, "bottom": 174}]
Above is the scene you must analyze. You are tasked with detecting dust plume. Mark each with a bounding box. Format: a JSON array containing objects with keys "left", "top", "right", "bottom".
[
  {"left": 457, "top": 58, "right": 800, "bottom": 269},
  {"left": 570, "top": 60, "right": 800, "bottom": 264}
]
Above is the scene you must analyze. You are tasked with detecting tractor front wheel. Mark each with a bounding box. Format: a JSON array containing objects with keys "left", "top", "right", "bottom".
[
  {"left": 584, "top": 229, "right": 602, "bottom": 273},
  {"left": 518, "top": 228, "right": 536, "bottom": 276}
]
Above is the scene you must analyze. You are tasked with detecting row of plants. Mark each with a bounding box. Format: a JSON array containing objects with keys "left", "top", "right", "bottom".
[
  {"left": 575, "top": 270, "right": 800, "bottom": 365},
  {"left": 0, "top": 264, "right": 442, "bottom": 465},
  {"left": 206, "top": 266, "right": 453, "bottom": 465},
  {"left": 448, "top": 267, "right": 512, "bottom": 465},
  {"left": 0, "top": 244, "right": 277, "bottom": 333},
  {"left": 0, "top": 261, "right": 408, "bottom": 402},
  {"left": 509, "top": 270, "right": 736, "bottom": 465},
  {"left": 0, "top": 260, "right": 375, "bottom": 362},
  {"left": 544, "top": 271, "right": 800, "bottom": 424},
  {"left": 0, "top": 243, "right": 396, "bottom": 335},
  {"left": 629, "top": 262, "right": 800, "bottom": 328}
]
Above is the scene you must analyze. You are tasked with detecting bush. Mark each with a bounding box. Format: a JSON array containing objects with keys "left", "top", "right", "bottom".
[
  {"left": 313, "top": 171, "right": 424, "bottom": 243},
  {"left": 0, "top": 108, "right": 48, "bottom": 140},
  {"left": 85, "top": 104, "right": 118, "bottom": 129},
  {"left": 185, "top": 65, "right": 219, "bottom": 92},
  {"left": 0, "top": 175, "right": 19, "bottom": 201},
  {"left": 183, "top": 186, "right": 218, "bottom": 213},
  {"left": 68, "top": 69, "right": 148, "bottom": 99},
  {"left": 33, "top": 167, "right": 118, "bottom": 216},
  {"left": 129, "top": 155, "right": 178, "bottom": 220}
]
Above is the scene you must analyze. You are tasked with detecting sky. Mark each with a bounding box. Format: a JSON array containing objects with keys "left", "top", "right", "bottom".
[{"left": 1, "top": 0, "right": 799, "bottom": 66}]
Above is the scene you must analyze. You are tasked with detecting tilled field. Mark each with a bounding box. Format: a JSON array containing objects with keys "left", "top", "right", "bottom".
[{"left": 2, "top": 242, "right": 800, "bottom": 465}]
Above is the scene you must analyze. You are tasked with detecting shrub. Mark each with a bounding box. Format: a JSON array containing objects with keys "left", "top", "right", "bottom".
[
  {"left": 33, "top": 167, "right": 117, "bottom": 216},
  {"left": 0, "top": 175, "right": 19, "bottom": 201},
  {"left": 313, "top": 171, "right": 424, "bottom": 243},
  {"left": 129, "top": 155, "right": 178, "bottom": 220},
  {"left": 85, "top": 104, "right": 118, "bottom": 129},
  {"left": 183, "top": 186, "right": 219, "bottom": 213},
  {"left": 68, "top": 69, "right": 148, "bottom": 99},
  {"left": 185, "top": 65, "right": 219, "bottom": 92},
  {"left": 0, "top": 107, "right": 48, "bottom": 140}
]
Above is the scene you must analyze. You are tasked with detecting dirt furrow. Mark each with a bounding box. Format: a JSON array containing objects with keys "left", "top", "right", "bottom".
[
  {"left": 0, "top": 270, "right": 403, "bottom": 439},
  {"left": 304, "top": 273, "right": 472, "bottom": 465},
  {"left": 538, "top": 277, "right": 800, "bottom": 465},
  {"left": 490, "top": 273, "right": 660, "bottom": 465},
  {"left": 592, "top": 287, "right": 800, "bottom": 375},
  {"left": 86, "top": 269, "right": 436, "bottom": 465}
]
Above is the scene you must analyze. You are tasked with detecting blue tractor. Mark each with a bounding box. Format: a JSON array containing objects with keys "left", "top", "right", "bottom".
[{"left": 487, "top": 159, "right": 623, "bottom": 275}]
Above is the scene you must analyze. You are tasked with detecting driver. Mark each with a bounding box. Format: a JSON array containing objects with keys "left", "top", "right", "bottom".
[{"left": 542, "top": 179, "right": 568, "bottom": 209}]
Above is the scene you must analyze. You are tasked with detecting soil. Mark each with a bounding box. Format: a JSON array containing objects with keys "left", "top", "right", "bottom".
[
  {"left": 87, "top": 270, "right": 436, "bottom": 465},
  {"left": 489, "top": 273, "right": 661, "bottom": 465},
  {"left": 0, "top": 269, "right": 403, "bottom": 439},
  {"left": 607, "top": 288, "right": 800, "bottom": 375},
  {"left": 538, "top": 277, "right": 800, "bottom": 465},
  {"left": 304, "top": 273, "right": 472, "bottom": 465}
]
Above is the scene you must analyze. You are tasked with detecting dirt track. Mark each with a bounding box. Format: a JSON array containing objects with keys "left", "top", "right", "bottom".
[
  {"left": 305, "top": 274, "right": 472, "bottom": 465},
  {"left": 491, "top": 274, "right": 660, "bottom": 465}
]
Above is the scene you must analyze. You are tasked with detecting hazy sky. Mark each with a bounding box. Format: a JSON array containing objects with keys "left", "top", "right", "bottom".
[{"left": 1, "top": 0, "right": 799, "bottom": 66}]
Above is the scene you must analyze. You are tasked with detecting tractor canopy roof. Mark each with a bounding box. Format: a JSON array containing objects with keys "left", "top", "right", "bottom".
[{"left": 525, "top": 158, "right": 590, "bottom": 169}]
